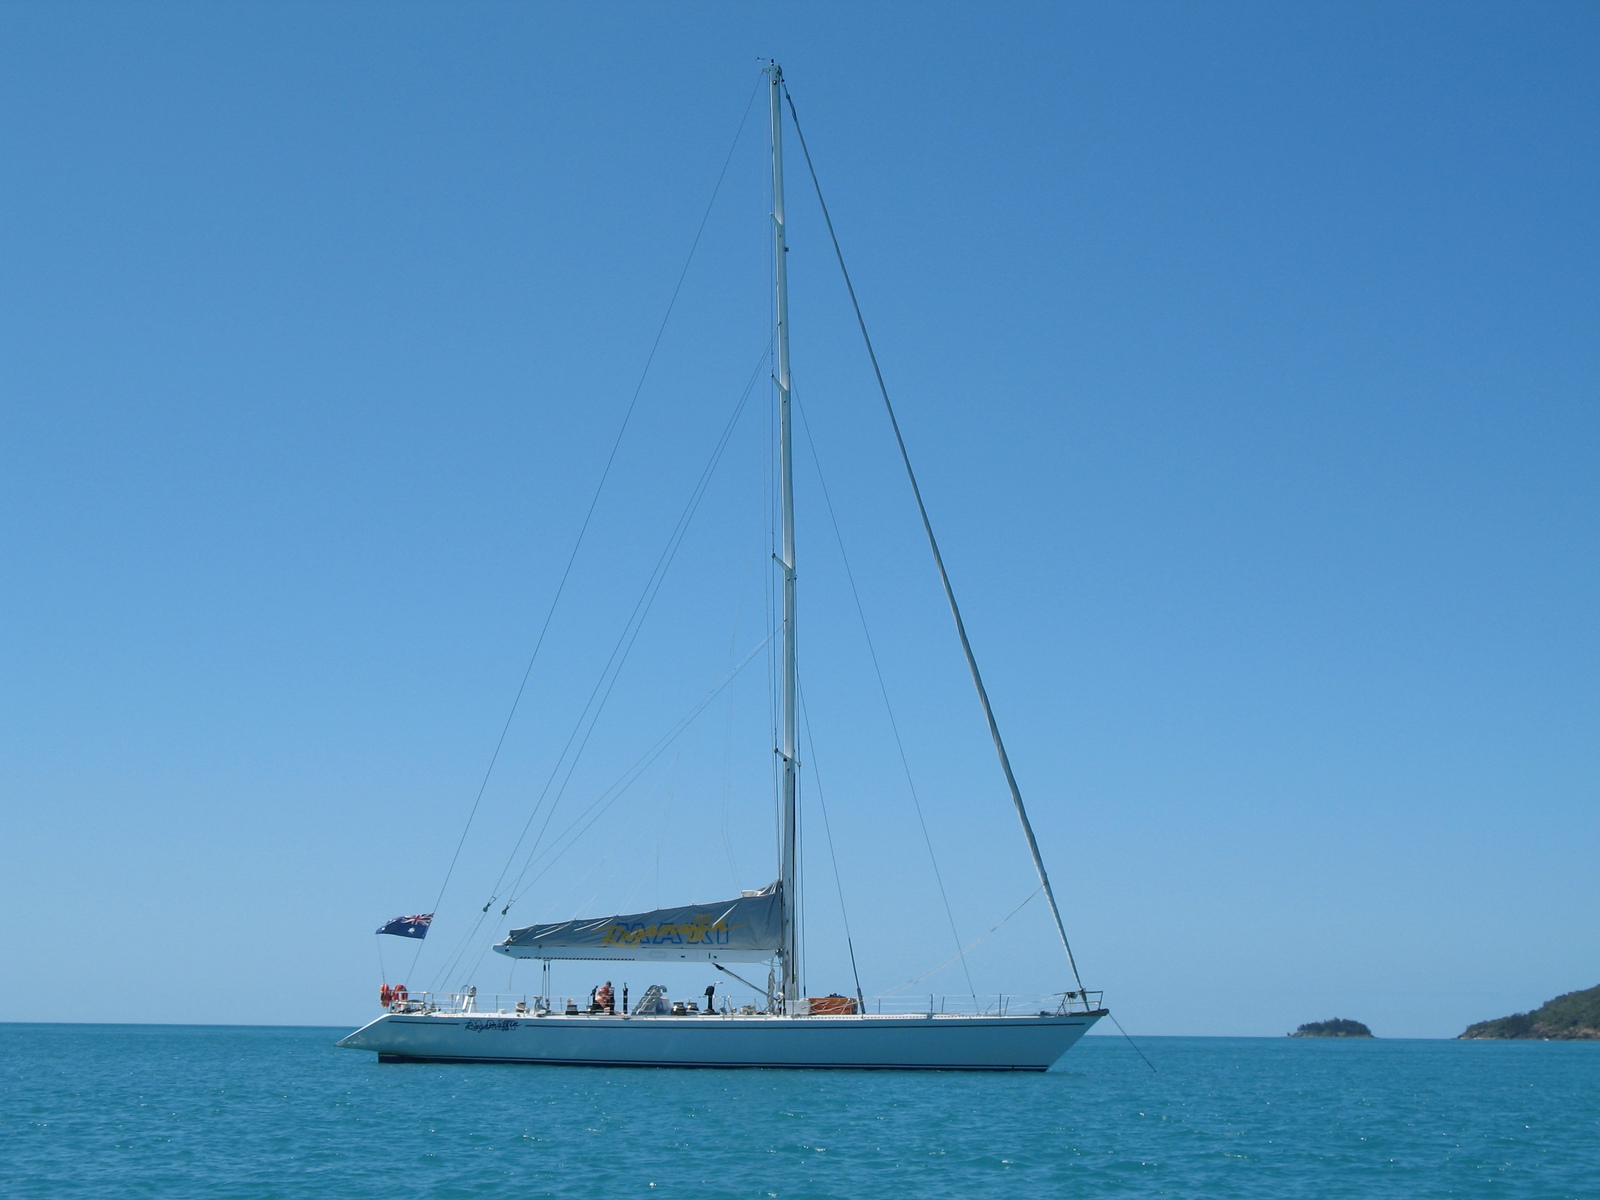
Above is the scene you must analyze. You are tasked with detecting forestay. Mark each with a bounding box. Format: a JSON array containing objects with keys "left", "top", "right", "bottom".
[{"left": 493, "top": 883, "right": 781, "bottom": 962}]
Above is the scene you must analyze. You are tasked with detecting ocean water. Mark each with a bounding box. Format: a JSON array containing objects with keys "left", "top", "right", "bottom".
[{"left": 2, "top": 1024, "right": 1596, "bottom": 1198}]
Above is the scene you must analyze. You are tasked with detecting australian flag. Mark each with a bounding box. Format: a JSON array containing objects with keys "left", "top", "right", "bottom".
[{"left": 376, "top": 913, "right": 433, "bottom": 939}]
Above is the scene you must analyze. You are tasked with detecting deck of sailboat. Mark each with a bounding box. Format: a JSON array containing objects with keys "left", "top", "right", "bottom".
[
  {"left": 353, "top": 1005, "right": 1106, "bottom": 1021},
  {"left": 355, "top": 1012, "right": 1103, "bottom": 1025}
]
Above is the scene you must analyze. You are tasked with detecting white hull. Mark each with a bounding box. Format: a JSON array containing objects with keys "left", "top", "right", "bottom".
[{"left": 337, "top": 1010, "right": 1104, "bottom": 1071}]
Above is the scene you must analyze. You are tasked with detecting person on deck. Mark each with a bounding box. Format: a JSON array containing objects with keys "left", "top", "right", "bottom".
[
  {"left": 704, "top": 983, "right": 717, "bottom": 1015},
  {"left": 596, "top": 981, "right": 615, "bottom": 1014}
]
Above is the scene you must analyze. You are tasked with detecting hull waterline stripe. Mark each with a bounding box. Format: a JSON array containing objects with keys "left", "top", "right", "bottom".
[{"left": 375, "top": 1055, "right": 1050, "bottom": 1071}]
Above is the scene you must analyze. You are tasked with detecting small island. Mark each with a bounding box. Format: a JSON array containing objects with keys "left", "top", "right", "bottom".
[
  {"left": 1459, "top": 984, "right": 1600, "bottom": 1040},
  {"left": 1289, "top": 1018, "right": 1373, "bottom": 1038}
]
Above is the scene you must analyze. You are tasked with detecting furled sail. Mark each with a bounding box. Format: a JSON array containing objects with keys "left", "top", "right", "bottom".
[{"left": 493, "top": 883, "right": 781, "bottom": 962}]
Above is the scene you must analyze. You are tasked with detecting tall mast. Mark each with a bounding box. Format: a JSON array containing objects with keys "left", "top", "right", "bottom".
[{"left": 768, "top": 61, "right": 800, "bottom": 1014}]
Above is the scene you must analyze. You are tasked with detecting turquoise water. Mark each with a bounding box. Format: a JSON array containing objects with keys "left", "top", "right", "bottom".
[{"left": 3, "top": 1024, "right": 1596, "bottom": 1198}]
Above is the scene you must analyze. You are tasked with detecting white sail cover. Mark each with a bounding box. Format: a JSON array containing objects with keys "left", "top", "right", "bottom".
[{"left": 493, "top": 883, "right": 781, "bottom": 962}]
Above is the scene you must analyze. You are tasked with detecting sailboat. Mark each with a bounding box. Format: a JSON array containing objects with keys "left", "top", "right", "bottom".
[{"left": 338, "top": 64, "right": 1106, "bottom": 1071}]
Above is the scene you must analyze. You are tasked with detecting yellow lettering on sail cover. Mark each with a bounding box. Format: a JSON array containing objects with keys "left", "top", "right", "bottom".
[{"left": 599, "top": 914, "right": 737, "bottom": 947}]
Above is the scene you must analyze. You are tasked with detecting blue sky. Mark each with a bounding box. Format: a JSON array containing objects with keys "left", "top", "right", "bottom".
[{"left": 2, "top": 3, "right": 1595, "bottom": 1037}]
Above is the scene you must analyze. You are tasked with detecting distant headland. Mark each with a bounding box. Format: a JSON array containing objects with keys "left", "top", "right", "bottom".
[
  {"left": 1289, "top": 1018, "right": 1373, "bottom": 1038},
  {"left": 1459, "top": 984, "right": 1600, "bottom": 1040}
]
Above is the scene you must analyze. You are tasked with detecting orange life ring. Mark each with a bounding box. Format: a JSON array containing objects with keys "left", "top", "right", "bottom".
[
  {"left": 380, "top": 984, "right": 393, "bottom": 1007},
  {"left": 392, "top": 985, "right": 408, "bottom": 1006}
]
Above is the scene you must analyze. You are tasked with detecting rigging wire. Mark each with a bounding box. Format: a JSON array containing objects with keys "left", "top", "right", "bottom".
[
  {"left": 783, "top": 83, "right": 1088, "bottom": 995},
  {"left": 429, "top": 346, "right": 771, "bottom": 988},
  {"left": 448, "top": 632, "right": 775, "bottom": 987},
  {"left": 495, "top": 344, "right": 771, "bottom": 904},
  {"left": 793, "top": 393, "right": 975, "bottom": 1001},
  {"left": 506, "top": 633, "right": 773, "bottom": 904},
  {"left": 715, "top": 535, "right": 764, "bottom": 894},
  {"left": 880, "top": 886, "right": 1041, "bottom": 996},
  {"left": 428, "top": 355, "right": 768, "bottom": 990},
  {"left": 797, "top": 678, "right": 865, "bottom": 1011},
  {"left": 409, "top": 75, "right": 765, "bottom": 984},
  {"left": 1109, "top": 1012, "right": 1159, "bottom": 1074},
  {"left": 718, "top": 575, "right": 750, "bottom": 891}
]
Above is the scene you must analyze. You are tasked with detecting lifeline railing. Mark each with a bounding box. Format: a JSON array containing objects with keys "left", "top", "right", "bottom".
[
  {"left": 381, "top": 992, "right": 727, "bottom": 1016},
  {"left": 384, "top": 992, "right": 571, "bottom": 1015},
  {"left": 383, "top": 991, "right": 765, "bottom": 1016},
  {"left": 380, "top": 990, "right": 1105, "bottom": 1017},
  {"left": 860, "top": 992, "right": 1104, "bottom": 1017}
]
